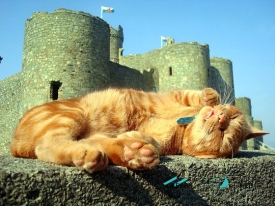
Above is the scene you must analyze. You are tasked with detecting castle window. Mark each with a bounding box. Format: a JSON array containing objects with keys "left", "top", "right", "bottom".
[
  {"left": 50, "top": 81, "right": 62, "bottom": 100},
  {"left": 169, "top": 67, "right": 173, "bottom": 76}
]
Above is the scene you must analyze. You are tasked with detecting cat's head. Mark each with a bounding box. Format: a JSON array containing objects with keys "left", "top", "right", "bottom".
[{"left": 182, "top": 104, "right": 268, "bottom": 158}]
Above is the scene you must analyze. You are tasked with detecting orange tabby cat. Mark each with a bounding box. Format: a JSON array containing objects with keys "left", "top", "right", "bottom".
[{"left": 10, "top": 88, "right": 267, "bottom": 173}]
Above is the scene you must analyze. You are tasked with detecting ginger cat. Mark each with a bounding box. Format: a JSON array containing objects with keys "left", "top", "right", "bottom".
[{"left": 10, "top": 88, "right": 267, "bottom": 173}]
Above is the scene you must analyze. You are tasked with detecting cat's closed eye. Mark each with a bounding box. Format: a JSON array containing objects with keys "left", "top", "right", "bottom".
[{"left": 230, "top": 114, "right": 240, "bottom": 119}]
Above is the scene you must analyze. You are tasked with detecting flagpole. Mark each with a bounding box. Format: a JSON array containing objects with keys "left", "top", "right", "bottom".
[{"left": 101, "top": 6, "right": 103, "bottom": 18}]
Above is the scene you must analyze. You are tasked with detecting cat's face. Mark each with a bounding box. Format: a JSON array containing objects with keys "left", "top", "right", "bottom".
[{"left": 182, "top": 104, "right": 268, "bottom": 158}]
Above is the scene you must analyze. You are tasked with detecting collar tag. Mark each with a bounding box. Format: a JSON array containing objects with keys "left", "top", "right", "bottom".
[{"left": 177, "top": 116, "right": 195, "bottom": 125}]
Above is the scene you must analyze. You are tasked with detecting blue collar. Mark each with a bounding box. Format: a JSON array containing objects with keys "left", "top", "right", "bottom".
[{"left": 177, "top": 116, "right": 195, "bottom": 125}]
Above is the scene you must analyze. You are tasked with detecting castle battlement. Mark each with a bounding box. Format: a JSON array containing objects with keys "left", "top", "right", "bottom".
[
  {"left": 211, "top": 56, "right": 232, "bottom": 64},
  {"left": 110, "top": 25, "right": 124, "bottom": 40}
]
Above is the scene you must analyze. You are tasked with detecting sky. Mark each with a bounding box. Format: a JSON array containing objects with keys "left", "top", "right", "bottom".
[{"left": 1, "top": 1, "right": 275, "bottom": 147}]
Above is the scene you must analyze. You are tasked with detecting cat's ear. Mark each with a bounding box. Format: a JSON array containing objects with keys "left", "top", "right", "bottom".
[{"left": 245, "top": 125, "right": 269, "bottom": 140}]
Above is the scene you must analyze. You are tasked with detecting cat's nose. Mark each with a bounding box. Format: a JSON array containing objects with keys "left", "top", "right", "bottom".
[
  {"left": 218, "top": 113, "right": 225, "bottom": 123},
  {"left": 218, "top": 113, "right": 229, "bottom": 130}
]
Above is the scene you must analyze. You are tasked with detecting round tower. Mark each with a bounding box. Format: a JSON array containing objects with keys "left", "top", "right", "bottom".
[
  {"left": 110, "top": 25, "right": 124, "bottom": 63},
  {"left": 21, "top": 9, "right": 110, "bottom": 114},
  {"left": 158, "top": 42, "right": 210, "bottom": 92},
  {"left": 235, "top": 97, "right": 254, "bottom": 150},
  {"left": 235, "top": 97, "right": 252, "bottom": 117},
  {"left": 209, "top": 57, "right": 235, "bottom": 105}
]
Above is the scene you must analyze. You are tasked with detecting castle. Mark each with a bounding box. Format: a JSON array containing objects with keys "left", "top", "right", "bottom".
[{"left": 0, "top": 8, "right": 269, "bottom": 153}]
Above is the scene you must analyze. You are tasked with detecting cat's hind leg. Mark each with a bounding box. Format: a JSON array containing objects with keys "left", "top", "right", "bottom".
[
  {"left": 11, "top": 100, "right": 109, "bottom": 173},
  {"left": 34, "top": 139, "right": 109, "bottom": 173},
  {"left": 80, "top": 131, "right": 160, "bottom": 170}
]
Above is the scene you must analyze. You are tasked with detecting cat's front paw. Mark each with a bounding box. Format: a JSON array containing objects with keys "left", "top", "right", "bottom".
[
  {"left": 202, "top": 88, "right": 220, "bottom": 107},
  {"left": 72, "top": 146, "right": 109, "bottom": 173},
  {"left": 117, "top": 131, "right": 160, "bottom": 170}
]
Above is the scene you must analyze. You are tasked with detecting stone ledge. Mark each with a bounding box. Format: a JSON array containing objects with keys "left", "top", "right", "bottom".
[{"left": 1, "top": 151, "right": 275, "bottom": 205}]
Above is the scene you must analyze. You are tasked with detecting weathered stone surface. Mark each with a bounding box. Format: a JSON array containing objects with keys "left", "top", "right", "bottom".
[{"left": 1, "top": 151, "right": 274, "bottom": 205}]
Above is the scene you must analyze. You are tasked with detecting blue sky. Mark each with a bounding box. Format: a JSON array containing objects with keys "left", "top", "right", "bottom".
[{"left": 1, "top": 1, "right": 275, "bottom": 147}]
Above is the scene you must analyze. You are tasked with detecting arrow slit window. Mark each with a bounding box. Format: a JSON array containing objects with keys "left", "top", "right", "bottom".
[
  {"left": 50, "top": 81, "right": 62, "bottom": 100},
  {"left": 169, "top": 67, "right": 173, "bottom": 76}
]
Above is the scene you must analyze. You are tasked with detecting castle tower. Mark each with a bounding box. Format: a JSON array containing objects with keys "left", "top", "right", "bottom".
[
  {"left": 209, "top": 57, "right": 235, "bottom": 105},
  {"left": 20, "top": 9, "right": 110, "bottom": 114},
  {"left": 120, "top": 42, "right": 210, "bottom": 92},
  {"left": 159, "top": 42, "right": 210, "bottom": 91},
  {"left": 235, "top": 97, "right": 255, "bottom": 150},
  {"left": 110, "top": 25, "right": 124, "bottom": 63}
]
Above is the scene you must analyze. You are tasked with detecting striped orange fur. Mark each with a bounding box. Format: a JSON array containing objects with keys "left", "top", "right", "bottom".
[{"left": 10, "top": 88, "right": 267, "bottom": 172}]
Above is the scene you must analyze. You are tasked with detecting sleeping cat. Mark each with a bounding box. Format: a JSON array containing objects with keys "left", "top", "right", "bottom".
[{"left": 10, "top": 88, "right": 267, "bottom": 173}]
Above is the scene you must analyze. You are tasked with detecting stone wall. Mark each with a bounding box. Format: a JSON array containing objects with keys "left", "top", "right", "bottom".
[
  {"left": 0, "top": 73, "right": 22, "bottom": 154},
  {"left": 108, "top": 62, "right": 146, "bottom": 90},
  {"left": 1, "top": 151, "right": 274, "bottom": 205}
]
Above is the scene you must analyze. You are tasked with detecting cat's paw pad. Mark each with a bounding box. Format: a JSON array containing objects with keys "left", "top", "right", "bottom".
[
  {"left": 122, "top": 139, "right": 160, "bottom": 170},
  {"left": 73, "top": 147, "right": 108, "bottom": 173},
  {"left": 202, "top": 88, "right": 220, "bottom": 106}
]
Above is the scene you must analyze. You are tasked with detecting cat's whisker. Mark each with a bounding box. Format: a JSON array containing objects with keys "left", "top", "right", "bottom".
[
  {"left": 221, "top": 85, "right": 235, "bottom": 105},
  {"left": 216, "top": 82, "right": 232, "bottom": 105},
  {"left": 224, "top": 92, "right": 235, "bottom": 105},
  {"left": 226, "top": 138, "right": 234, "bottom": 158},
  {"left": 227, "top": 95, "right": 235, "bottom": 105}
]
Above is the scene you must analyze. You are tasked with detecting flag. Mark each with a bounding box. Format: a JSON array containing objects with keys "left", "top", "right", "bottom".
[
  {"left": 101, "top": 6, "right": 114, "bottom": 13},
  {"left": 161, "top": 36, "right": 167, "bottom": 42},
  {"left": 161, "top": 36, "right": 167, "bottom": 48}
]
